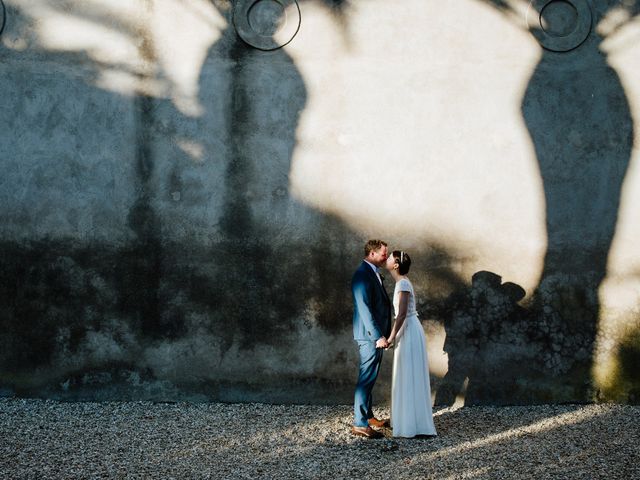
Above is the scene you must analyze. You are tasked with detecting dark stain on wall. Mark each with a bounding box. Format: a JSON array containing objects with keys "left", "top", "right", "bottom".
[
  {"left": 0, "top": 240, "right": 119, "bottom": 373},
  {"left": 120, "top": 94, "right": 166, "bottom": 338}
]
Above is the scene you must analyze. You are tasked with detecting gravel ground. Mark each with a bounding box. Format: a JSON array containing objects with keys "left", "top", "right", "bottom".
[{"left": 1, "top": 398, "right": 638, "bottom": 479}]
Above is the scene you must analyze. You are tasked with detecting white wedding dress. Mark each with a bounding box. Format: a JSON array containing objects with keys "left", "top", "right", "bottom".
[{"left": 391, "top": 278, "right": 437, "bottom": 437}]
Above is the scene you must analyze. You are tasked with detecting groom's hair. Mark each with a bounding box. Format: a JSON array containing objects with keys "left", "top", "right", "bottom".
[{"left": 364, "top": 239, "right": 387, "bottom": 257}]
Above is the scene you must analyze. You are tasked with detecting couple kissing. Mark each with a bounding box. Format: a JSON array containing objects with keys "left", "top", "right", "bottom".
[{"left": 351, "top": 239, "right": 437, "bottom": 439}]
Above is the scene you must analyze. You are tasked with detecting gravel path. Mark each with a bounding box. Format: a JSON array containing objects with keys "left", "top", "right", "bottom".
[{"left": 1, "top": 398, "right": 638, "bottom": 479}]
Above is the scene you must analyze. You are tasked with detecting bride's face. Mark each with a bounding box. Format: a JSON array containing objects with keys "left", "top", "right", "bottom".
[{"left": 385, "top": 254, "right": 398, "bottom": 271}]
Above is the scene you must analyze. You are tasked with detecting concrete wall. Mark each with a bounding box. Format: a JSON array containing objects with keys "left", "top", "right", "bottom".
[{"left": 0, "top": 0, "right": 639, "bottom": 405}]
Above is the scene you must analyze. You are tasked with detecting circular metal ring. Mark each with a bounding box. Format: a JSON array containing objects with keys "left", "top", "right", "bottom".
[
  {"left": 526, "top": 0, "right": 592, "bottom": 52},
  {"left": 233, "top": 0, "right": 301, "bottom": 51},
  {"left": 0, "top": 0, "right": 6, "bottom": 37}
]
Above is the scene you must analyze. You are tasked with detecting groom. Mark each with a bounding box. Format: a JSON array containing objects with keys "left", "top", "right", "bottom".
[{"left": 351, "top": 239, "right": 392, "bottom": 439}]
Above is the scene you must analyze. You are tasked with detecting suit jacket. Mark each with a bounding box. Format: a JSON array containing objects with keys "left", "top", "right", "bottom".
[{"left": 352, "top": 261, "right": 392, "bottom": 341}]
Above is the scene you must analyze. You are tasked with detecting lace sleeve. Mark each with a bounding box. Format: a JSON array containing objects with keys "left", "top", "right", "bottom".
[{"left": 397, "top": 278, "right": 412, "bottom": 293}]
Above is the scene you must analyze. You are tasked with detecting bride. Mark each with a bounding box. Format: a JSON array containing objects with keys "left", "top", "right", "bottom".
[{"left": 385, "top": 250, "right": 437, "bottom": 438}]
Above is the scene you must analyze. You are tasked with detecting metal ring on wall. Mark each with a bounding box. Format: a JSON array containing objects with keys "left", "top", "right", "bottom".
[
  {"left": 233, "top": 0, "right": 301, "bottom": 51},
  {"left": 1, "top": 0, "right": 6, "bottom": 37},
  {"left": 526, "top": 0, "right": 592, "bottom": 52}
]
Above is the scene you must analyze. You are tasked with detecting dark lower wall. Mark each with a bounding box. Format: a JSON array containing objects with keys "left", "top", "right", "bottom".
[{"left": 1, "top": 237, "right": 630, "bottom": 405}]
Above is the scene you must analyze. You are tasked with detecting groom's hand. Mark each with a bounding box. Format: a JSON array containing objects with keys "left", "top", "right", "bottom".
[{"left": 376, "top": 337, "right": 389, "bottom": 349}]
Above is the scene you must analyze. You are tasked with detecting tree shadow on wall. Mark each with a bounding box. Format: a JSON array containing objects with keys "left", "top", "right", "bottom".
[
  {"left": 468, "top": 0, "right": 639, "bottom": 400},
  {"left": 397, "top": 249, "right": 532, "bottom": 405},
  {"left": 0, "top": 4, "right": 157, "bottom": 377},
  {"left": 0, "top": 0, "right": 368, "bottom": 400},
  {"left": 156, "top": 0, "right": 360, "bottom": 354}
]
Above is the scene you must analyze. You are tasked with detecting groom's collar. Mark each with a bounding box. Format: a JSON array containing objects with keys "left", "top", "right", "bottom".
[{"left": 363, "top": 259, "right": 379, "bottom": 273}]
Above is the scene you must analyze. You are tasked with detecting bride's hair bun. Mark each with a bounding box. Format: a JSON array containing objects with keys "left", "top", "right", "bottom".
[{"left": 393, "top": 250, "right": 412, "bottom": 275}]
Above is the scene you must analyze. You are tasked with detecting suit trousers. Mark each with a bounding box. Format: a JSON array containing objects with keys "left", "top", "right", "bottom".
[{"left": 354, "top": 340, "right": 384, "bottom": 427}]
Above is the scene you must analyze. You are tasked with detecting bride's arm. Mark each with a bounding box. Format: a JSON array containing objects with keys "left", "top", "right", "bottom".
[{"left": 388, "top": 291, "right": 409, "bottom": 345}]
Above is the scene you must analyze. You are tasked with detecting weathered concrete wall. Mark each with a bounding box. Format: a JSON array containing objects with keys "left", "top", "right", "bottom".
[{"left": 0, "top": 0, "right": 639, "bottom": 405}]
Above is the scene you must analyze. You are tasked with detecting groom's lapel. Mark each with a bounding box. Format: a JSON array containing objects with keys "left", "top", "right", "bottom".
[
  {"left": 365, "top": 262, "right": 389, "bottom": 301},
  {"left": 379, "top": 273, "right": 390, "bottom": 301},
  {"left": 361, "top": 261, "right": 389, "bottom": 301}
]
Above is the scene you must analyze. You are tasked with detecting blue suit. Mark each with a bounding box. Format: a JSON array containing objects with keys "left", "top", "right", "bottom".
[{"left": 352, "top": 261, "right": 391, "bottom": 427}]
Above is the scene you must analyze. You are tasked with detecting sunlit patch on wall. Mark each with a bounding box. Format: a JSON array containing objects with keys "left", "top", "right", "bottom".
[
  {"left": 176, "top": 139, "right": 205, "bottom": 163},
  {"left": 11, "top": 0, "right": 225, "bottom": 107}
]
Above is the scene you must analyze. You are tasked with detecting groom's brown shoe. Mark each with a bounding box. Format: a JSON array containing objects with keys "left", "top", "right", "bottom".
[
  {"left": 351, "top": 426, "right": 384, "bottom": 439},
  {"left": 368, "top": 417, "right": 390, "bottom": 428}
]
